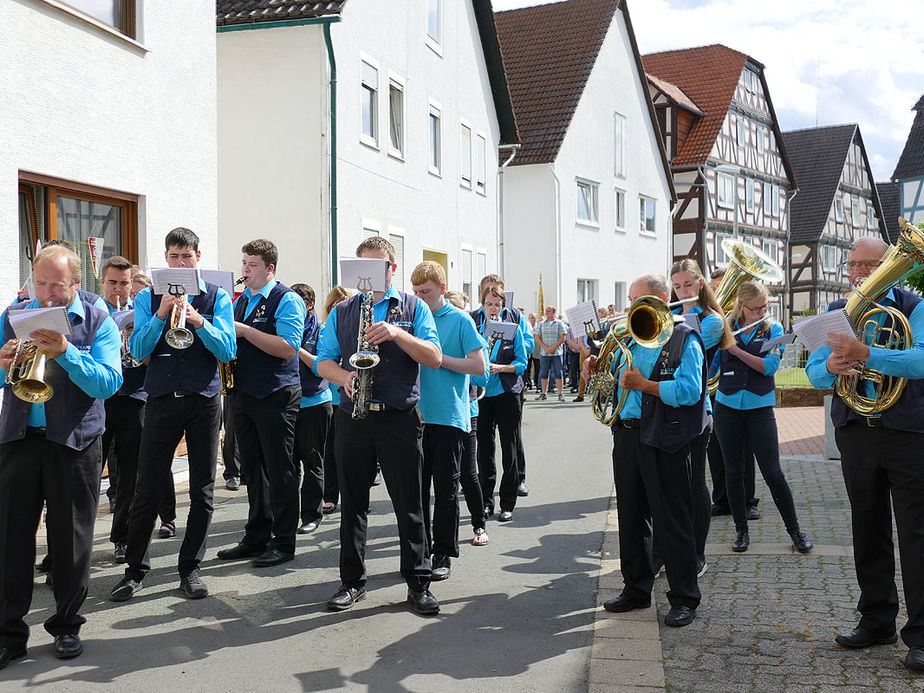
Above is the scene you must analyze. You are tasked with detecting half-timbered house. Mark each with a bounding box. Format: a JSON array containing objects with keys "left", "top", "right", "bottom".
[
  {"left": 876, "top": 181, "right": 902, "bottom": 243},
  {"left": 782, "top": 124, "right": 887, "bottom": 315},
  {"left": 643, "top": 45, "right": 796, "bottom": 321},
  {"left": 893, "top": 94, "right": 924, "bottom": 225}
]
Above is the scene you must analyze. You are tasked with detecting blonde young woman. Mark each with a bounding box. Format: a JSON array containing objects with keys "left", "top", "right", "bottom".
[{"left": 713, "top": 281, "right": 812, "bottom": 554}]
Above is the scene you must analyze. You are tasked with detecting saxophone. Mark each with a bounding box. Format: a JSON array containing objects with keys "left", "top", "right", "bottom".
[{"left": 349, "top": 291, "right": 381, "bottom": 420}]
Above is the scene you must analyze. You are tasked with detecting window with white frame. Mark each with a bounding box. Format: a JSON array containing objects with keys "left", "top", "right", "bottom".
[
  {"left": 614, "top": 281, "right": 626, "bottom": 312},
  {"left": 737, "top": 118, "right": 747, "bottom": 147},
  {"left": 717, "top": 172, "right": 735, "bottom": 209},
  {"left": 475, "top": 250, "right": 487, "bottom": 284},
  {"left": 768, "top": 302, "right": 780, "bottom": 322},
  {"left": 614, "top": 188, "right": 626, "bottom": 232},
  {"left": 475, "top": 133, "right": 487, "bottom": 195},
  {"left": 461, "top": 247, "right": 473, "bottom": 300},
  {"left": 867, "top": 207, "right": 877, "bottom": 229},
  {"left": 746, "top": 179, "right": 756, "bottom": 213},
  {"left": 639, "top": 196, "right": 656, "bottom": 234},
  {"left": 834, "top": 196, "right": 844, "bottom": 222},
  {"left": 460, "top": 123, "right": 472, "bottom": 188},
  {"left": 389, "top": 231, "right": 405, "bottom": 290},
  {"left": 428, "top": 102, "right": 441, "bottom": 175},
  {"left": 388, "top": 78, "right": 405, "bottom": 158},
  {"left": 427, "top": 0, "right": 442, "bottom": 47},
  {"left": 851, "top": 195, "right": 861, "bottom": 227},
  {"left": 715, "top": 232, "right": 732, "bottom": 266},
  {"left": 772, "top": 184, "right": 780, "bottom": 216},
  {"left": 577, "top": 279, "right": 596, "bottom": 304},
  {"left": 362, "top": 218, "right": 381, "bottom": 239},
  {"left": 614, "top": 112, "right": 626, "bottom": 177},
  {"left": 822, "top": 244, "right": 838, "bottom": 272},
  {"left": 756, "top": 128, "right": 767, "bottom": 155},
  {"left": 744, "top": 69, "right": 759, "bottom": 94},
  {"left": 361, "top": 59, "right": 379, "bottom": 147},
  {"left": 762, "top": 240, "right": 779, "bottom": 265},
  {"left": 577, "top": 180, "right": 599, "bottom": 225},
  {"left": 763, "top": 181, "right": 773, "bottom": 215}
]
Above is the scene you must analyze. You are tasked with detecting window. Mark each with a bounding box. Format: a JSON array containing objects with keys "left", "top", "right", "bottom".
[
  {"left": 62, "top": 0, "right": 136, "bottom": 39},
  {"left": 745, "top": 179, "right": 756, "bottom": 213},
  {"left": 763, "top": 181, "right": 773, "bottom": 216},
  {"left": 762, "top": 240, "right": 779, "bottom": 265},
  {"left": 737, "top": 118, "right": 747, "bottom": 147},
  {"left": 576, "top": 180, "right": 599, "bottom": 225},
  {"left": 361, "top": 218, "right": 381, "bottom": 239},
  {"left": 614, "top": 282, "right": 626, "bottom": 312},
  {"left": 475, "top": 133, "right": 487, "bottom": 195},
  {"left": 18, "top": 174, "right": 138, "bottom": 292},
  {"left": 476, "top": 250, "right": 487, "bottom": 284},
  {"left": 361, "top": 59, "right": 379, "bottom": 147},
  {"left": 461, "top": 247, "right": 473, "bottom": 300},
  {"left": 639, "top": 197, "right": 656, "bottom": 234},
  {"left": 822, "top": 244, "right": 838, "bottom": 272},
  {"left": 577, "top": 279, "right": 596, "bottom": 304},
  {"left": 768, "top": 302, "right": 781, "bottom": 322},
  {"left": 867, "top": 207, "right": 878, "bottom": 230},
  {"left": 717, "top": 172, "right": 735, "bottom": 209},
  {"left": 389, "top": 231, "right": 405, "bottom": 291},
  {"left": 460, "top": 123, "right": 473, "bottom": 188},
  {"left": 834, "top": 197, "right": 844, "bottom": 222},
  {"left": 851, "top": 195, "right": 861, "bottom": 227},
  {"left": 614, "top": 112, "right": 626, "bottom": 177},
  {"left": 756, "top": 128, "right": 766, "bottom": 155},
  {"left": 772, "top": 185, "right": 780, "bottom": 216},
  {"left": 388, "top": 78, "right": 405, "bottom": 158},
  {"left": 614, "top": 189, "right": 626, "bottom": 232},
  {"left": 427, "top": 0, "right": 442, "bottom": 50},
  {"left": 715, "top": 232, "right": 732, "bottom": 266},
  {"left": 428, "top": 102, "right": 442, "bottom": 175},
  {"left": 744, "top": 69, "right": 759, "bottom": 94}
]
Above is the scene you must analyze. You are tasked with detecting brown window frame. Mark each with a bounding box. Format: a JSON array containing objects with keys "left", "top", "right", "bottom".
[{"left": 39, "top": 0, "right": 137, "bottom": 41}]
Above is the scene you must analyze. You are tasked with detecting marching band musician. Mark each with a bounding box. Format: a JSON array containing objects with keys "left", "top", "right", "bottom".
[
  {"left": 475, "top": 286, "right": 528, "bottom": 523},
  {"left": 290, "top": 282, "right": 331, "bottom": 536},
  {"left": 713, "top": 281, "right": 811, "bottom": 555},
  {"left": 0, "top": 244, "right": 122, "bottom": 667},
  {"left": 316, "top": 237, "right": 443, "bottom": 615},
  {"left": 807, "top": 236, "right": 924, "bottom": 671},
  {"left": 110, "top": 227, "right": 236, "bottom": 602},
  {"left": 587, "top": 273, "right": 704, "bottom": 628},
  {"left": 412, "top": 262, "right": 486, "bottom": 580},
  {"left": 218, "top": 239, "right": 304, "bottom": 567}
]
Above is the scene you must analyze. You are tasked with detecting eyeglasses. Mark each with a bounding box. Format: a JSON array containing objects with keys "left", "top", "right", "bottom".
[
  {"left": 840, "top": 261, "right": 882, "bottom": 271},
  {"left": 744, "top": 303, "right": 768, "bottom": 313}
]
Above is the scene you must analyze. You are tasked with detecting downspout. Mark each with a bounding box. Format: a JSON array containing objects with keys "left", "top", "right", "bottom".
[
  {"left": 323, "top": 22, "right": 339, "bottom": 285},
  {"left": 497, "top": 144, "right": 520, "bottom": 277},
  {"left": 549, "top": 163, "right": 562, "bottom": 308}
]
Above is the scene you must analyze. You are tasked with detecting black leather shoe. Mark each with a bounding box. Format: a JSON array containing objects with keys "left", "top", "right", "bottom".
[
  {"left": 110, "top": 576, "right": 143, "bottom": 602},
  {"left": 603, "top": 594, "right": 651, "bottom": 613},
  {"left": 905, "top": 646, "right": 924, "bottom": 671},
  {"left": 322, "top": 502, "right": 337, "bottom": 515},
  {"left": 835, "top": 626, "right": 898, "bottom": 649},
  {"left": 664, "top": 605, "right": 696, "bottom": 627},
  {"left": 431, "top": 554, "right": 451, "bottom": 581},
  {"left": 158, "top": 522, "right": 176, "bottom": 539},
  {"left": 790, "top": 531, "right": 813, "bottom": 553},
  {"left": 252, "top": 548, "right": 295, "bottom": 567},
  {"left": 711, "top": 504, "right": 731, "bottom": 517},
  {"left": 732, "top": 529, "right": 749, "bottom": 552},
  {"left": 297, "top": 521, "right": 320, "bottom": 535},
  {"left": 216, "top": 543, "right": 265, "bottom": 560},
  {"left": 327, "top": 585, "right": 366, "bottom": 611},
  {"left": 0, "top": 645, "right": 26, "bottom": 670},
  {"left": 517, "top": 482, "right": 529, "bottom": 497},
  {"left": 484, "top": 505, "right": 495, "bottom": 519},
  {"left": 499, "top": 510, "right": 513, "bottom": 522},
  {"left": 53, "top": 634, "right": 83, "bottom": 659},
  {"left": 745, "top": 505, "right": 761, "bottom": 521},
  {"left": 407, "top": 588, "right": 440, "bottom": 615},
  {"left": 113, "top": 543, "right": 127, "bottom": 563},
  {"left": 179, "top": 570, "right": 208, "bottom": 599}
]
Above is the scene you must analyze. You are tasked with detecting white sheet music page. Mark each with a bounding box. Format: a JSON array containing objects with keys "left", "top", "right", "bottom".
[
  {"left": 199, "top": 269, "right": 236, "bottom": 296},
  {"left": 565, "top": 300, "right": 600, "bottom": 338},
  {"left": 792, "top": 310, "right": 856, "bottom": 353},
  {"left": 340, "top": 258, "right": 390, "bottom": 293},
  {"left": 759, "top": 333, "right": 797, "bottom": 354},
  {"left": 151, "top": 268, "right": 201, "bottom": 296},
  {"left": 485, "top": 320, "right": 517, "bottom": 343},
  {"left": 8, "top": 306, "right": 72, "bottom": 340}
]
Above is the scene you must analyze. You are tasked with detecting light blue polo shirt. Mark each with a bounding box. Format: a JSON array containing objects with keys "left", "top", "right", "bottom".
[{"left": 419, "top": 302, "right": 485, "bottom": 432}]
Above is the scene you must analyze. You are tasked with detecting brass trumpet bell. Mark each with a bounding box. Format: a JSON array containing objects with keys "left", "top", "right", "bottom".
[{"left": 7, "top": 342, "right": 54, "bottom": 403}]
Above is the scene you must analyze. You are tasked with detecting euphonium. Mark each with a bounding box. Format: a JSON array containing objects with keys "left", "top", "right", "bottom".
[
  {"left": 350, "top": 290, "right": 380, "bottom": 420},
  {"left": 5, "top": 340, "right": 54, "bottom": 403},
  {"left": 834, "top": 217, "right": 924, "bottom": 415},
  {"left": 587, "top": 295, "right": 676, "bottom": 426},
  {"left": 165, "top": 291, "right": 194, "bottom": 349},
  {"left": 707, "top": 238, "right": 784, "bottom": 394}
]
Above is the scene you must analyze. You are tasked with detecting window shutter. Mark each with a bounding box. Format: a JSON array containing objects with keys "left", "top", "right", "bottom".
[
  {"left": 361, "top": 61, "right": 378, "bottom": 88},
  {"left": 389, "top": 233, "right": 405, "bottom": 291}
]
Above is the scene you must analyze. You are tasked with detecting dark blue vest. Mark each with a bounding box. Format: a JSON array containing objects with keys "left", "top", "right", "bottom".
[
  {"left": 233, "top": 283, "right": 301, "bottom": 400},
  {"left": 335, "top": 292, "right": 421, "bottom": 413},
  {"left": 299, "top": 312, "right": 327, "bottom": 398},
  {"left": 0, "top": 298, "right": 111, "bottom": 450},
  {"left": 635, "top": 322, "right": 708, "bottom": 453},
  {"left": 117, "top": 363, "right": 147, "bottom": 401},
  {"left": 829, "top": 289, "right": 924, "bottom": 431},
  {"left": 472, "top": 307, "right": 523, "bottom": 394},
  {"left": 145, "top": 283, "right": 222, "bottom": 398},
  {"left": 718, "top": 321, "right": 775, "bottom": 396}
]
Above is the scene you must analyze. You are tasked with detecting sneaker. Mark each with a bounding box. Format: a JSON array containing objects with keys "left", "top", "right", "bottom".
[
  {"left": 113, "top": 543, "right": 127, "bottom": 563},
  {"left": 225, "top": 476, "right": 240, "bottom": 491},
  {"left": 573, "top": 396, "right": 584, "bottom": 402},
  {"left": 558, "top": 394, "right": 565, "bottom": 402},
  {"left": 179, "top": 570, "right": 209, "bottom": 599},
  {"left": 697, "top": 560, "right": 708, "bottom": 578},
  {"left": 371, "top": 469, "right": 383, "bottom": 487},
  {"left": 110, "top": 576, "right": 143, "bottom": 602},
  {"left": 537, "top": 393, "right": 547, "bottom": 401},
  {"left": 472, "top": 527, "right": 490, "bottom": 546}
]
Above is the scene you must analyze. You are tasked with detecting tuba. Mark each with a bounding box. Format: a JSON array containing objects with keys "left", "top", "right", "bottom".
[
  {"left": 350, "top": 291, "right": 380, "bottom": 420},
  {"left": 5, "top": 340, "right": 54, "bottom": 403},
  {"left": 707, "top": 239, "right": 784, "bottom": 393},
  {"left": 587, "top": 296, "right": 675, "bottom": 426},
  {"left": 834, "top": 218, "right": 924, "bottom": 415}
]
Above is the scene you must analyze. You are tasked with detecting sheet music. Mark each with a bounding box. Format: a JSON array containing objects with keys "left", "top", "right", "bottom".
[
  {"left": 151, "top": 268, "right": 202, "bottom": 296},
  {"left": 565, "top": 300, "right": 600, "bottom": 338},
  {"left": 340, "top": 257, "right": 389, "bottom": 293},
  {"left": 199, "top": 269, "right": 236, "bottom": 296},
  {"left": 485, "top": 320, "right": 517, "bottom": 343},
  {"left": 792, "top": 309, "right": 856, "bottom": 353},
  {"left": 7, "top": 306, "right": 72, "bottom": 340},
  {"left": 759, "top": 333, "right": 796, "bottom": 354}
]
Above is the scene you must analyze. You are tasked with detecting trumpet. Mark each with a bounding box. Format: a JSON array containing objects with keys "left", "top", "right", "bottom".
[
  {"left": 5, "top": 340, "right": 54, "bottom": 403},
  {"left": 165, "top": 289, "right": 194, "bottom": 350},
  {"left": 116, "top": 297, "right": 141, "bottom": 369}
]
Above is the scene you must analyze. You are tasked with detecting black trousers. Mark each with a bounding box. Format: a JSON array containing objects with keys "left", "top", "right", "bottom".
[
  {"left": 690, "top": 418, "right": 712, "bottom": 565},
  {"left": 836, "top": 422, "right": 924, "bottom": 646},
  {"left": 612, "top": 426, "right": 700, "bottom": 609},
  {"left": 334, "top": 406, "right": 430, "bottom": 590},
  {"left": 567, "top": 350, "right": 580, "bottom": 389},
  {"left": 477, "top": 391, "right": 521, "bottom": 513},
  {"left": 221, "top": 394, "right": 241, "bottom": 479},
  {"left": 124, "top": 393, "right": 220, "bottom": 580},
  {"left": 295, "top": 402, "right": 332, "bottom": 525},
  {"left": 459, "top": 416, "right": 486, "bottom": 531},
  {"left": 707, "top": 397, "right": 757, "bottom": 509},
  {"left": 515, "top": 390, "right": 527, "bottom": 483},
  {"left": 527, "top": 357, "right": 540, "bottom": 389},
  {"left": 714, "top": 403, "right": 800, "bottom": 532},
  {"left": 0, "top": 433, "right": 101, "bottom": 646},
  {"left": 422, "top": 424, "right": 464, "bottom": 558},
  {"left": 233, "top": 385, "right": 300, "bottom": 555},
  {"left": 322, "top": 413, "right": 339, "bottom": 504}
]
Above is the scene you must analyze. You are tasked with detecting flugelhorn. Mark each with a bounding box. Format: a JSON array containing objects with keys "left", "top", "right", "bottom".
[
  {"left": 5, "top": 339, "right": 54, "bottom": 403},
  {"left": 165, "top": 288, "right": 194, "bottom": 350}
]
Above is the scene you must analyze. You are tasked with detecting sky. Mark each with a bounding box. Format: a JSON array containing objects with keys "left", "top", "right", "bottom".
[{"left": 492, "top": 0, "right": 924, "bottom": 182}]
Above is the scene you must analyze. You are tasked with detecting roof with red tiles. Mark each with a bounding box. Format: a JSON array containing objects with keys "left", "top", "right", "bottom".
[{"left": 647, "top": 74, "right": 704, "bottom": 116}]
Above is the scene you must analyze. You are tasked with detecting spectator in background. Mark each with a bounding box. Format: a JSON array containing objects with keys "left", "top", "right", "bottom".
[
  {"left": 130, "top": 273, "right": 151, "bottom": 301},
  {"left": 534, "top": 305, "right": 567, "bottom": 402}
]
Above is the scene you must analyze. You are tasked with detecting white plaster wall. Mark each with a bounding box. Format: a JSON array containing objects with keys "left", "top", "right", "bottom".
[
  {"left": 217, "top": 26, "right": 328, "bottom": 287},
  {"left": 0, "top": 0, "right": 218, "bottom": 300}
]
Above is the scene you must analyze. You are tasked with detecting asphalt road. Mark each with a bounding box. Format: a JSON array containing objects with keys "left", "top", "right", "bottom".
[{"left": 5, "top": 396, "right": 615, "bottom": 692}]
